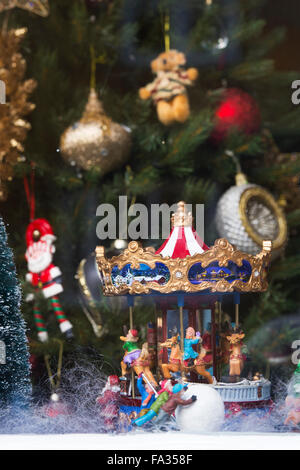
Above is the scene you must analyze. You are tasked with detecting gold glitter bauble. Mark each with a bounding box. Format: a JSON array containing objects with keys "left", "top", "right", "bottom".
[{"left": 60, "top": 89, "right": 131, "bottom": 175}]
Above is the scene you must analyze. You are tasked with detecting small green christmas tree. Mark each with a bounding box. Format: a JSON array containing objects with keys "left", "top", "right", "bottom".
[{"left": 0, "top": 217, "right": 31, "bottom": 407}]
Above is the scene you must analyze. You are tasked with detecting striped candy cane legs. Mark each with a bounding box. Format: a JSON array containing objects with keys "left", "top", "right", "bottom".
[
  {"left": 50, "top": 296, "right": 73, "bottom": 337},
  {"left": 34, "top": 304, "right": 49, "bottom": 342}
]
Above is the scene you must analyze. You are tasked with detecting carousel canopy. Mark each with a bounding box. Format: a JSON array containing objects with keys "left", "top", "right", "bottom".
[
  {"left": 96, "top": 201, "right": 272, "bottom": 296},
  {"left": 156, "top": 201, "right": 209, "bottom": 258}
]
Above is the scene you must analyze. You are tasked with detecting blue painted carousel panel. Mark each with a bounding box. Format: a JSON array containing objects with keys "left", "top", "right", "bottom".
[
  {"left": 111, "top": 262, "right": 170, "bottom": 287},
  {"left": 188, "top": 260, "right": 252, "bottom": 285}
]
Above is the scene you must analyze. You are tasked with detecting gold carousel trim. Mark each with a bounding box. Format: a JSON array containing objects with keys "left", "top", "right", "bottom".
[{"left": 96, "top": 238, "right": 272, "bottom": 296}]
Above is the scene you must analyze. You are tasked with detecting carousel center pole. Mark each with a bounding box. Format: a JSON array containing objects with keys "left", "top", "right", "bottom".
[
  {"left": 178, "top": 294, "right": 186, "bottom": 381},
  {"left": 234, "top": 292, "right": 240, "bottom": 328},
  {"left": 217, "top": 296, "right": 223, "bottom": 381},
  {"left": 212, "top": 303, "right": 217, "bottom": 380},
  {"left": 127, "top": 295, "right": 135, "bottom": 398}
]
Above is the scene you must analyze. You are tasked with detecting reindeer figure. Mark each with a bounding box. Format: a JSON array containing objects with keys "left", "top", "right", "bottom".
[{"left": 226, "top": 331, "right": 245, "bottom": 377}]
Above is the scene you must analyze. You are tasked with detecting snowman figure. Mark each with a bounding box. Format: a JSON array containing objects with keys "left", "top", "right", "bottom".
[{"left": 25, "top": 218, "right": 73, "bottom": 342}]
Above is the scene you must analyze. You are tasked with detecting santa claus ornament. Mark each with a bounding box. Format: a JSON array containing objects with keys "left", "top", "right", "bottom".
[{"left": 25, "top": 218, "right": 73, "bottom": 342}]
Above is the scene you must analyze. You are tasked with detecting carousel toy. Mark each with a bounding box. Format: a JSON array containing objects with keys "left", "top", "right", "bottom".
[{"left": 96, "top": 201, "right": 273, "bottom": 428}]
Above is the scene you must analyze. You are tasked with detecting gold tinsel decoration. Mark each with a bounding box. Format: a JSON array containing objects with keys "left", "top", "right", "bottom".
[
  {"left": 0, "top": 0, "right": 49, "bottom": 17},
  {"left": 60, "top": 88, "right": 131, "bottom": 175},
  {"left": 0, "top": 27, "right": 36, "bottom": 200}
]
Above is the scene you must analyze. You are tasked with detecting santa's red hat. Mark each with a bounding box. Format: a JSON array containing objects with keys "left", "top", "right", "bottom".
[{"left": 26, "top": 218, "right": 55, "bottom": 246}]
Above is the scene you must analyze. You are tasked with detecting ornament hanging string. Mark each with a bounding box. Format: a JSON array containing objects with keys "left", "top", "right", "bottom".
[
  {"left": 225, "top": 150, "right": 241, "bottom": 173},
  {"left": 89, "top": 45, "right": 107, "bottom": 90},
  {"left": 23, "top": 164, "right": 36, "bottom": 222},
  {"left": 225, "top": 150, "right": 248, "bottom": 185},
  {"left": 44, "top": 339, "right": 64, "bottom": 393},
  {"left": 164, "top": 12, "right": 170, "bottom": 52},
  {"left": 158, "top": 5, "right": 170, "bottom": 52}
]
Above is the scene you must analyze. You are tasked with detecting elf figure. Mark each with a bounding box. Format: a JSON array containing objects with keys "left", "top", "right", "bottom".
[
  {"left": 25, "top": 218, "right": 73, "bottom": 342},
  {"left": 96, "top": 375, "right": 121, "bottom": 432}
]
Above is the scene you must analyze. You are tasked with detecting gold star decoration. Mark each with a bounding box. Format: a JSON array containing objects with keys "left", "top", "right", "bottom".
[{"left": 0, "top": 0, "right": 49, "bottom": 17}]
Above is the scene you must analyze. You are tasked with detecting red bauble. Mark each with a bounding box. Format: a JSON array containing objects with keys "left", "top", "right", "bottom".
[{"left": 212, "top": 88, "right": 261, "bottom": 142}]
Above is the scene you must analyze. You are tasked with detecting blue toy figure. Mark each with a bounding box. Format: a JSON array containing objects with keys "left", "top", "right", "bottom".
[
  {"left": 183, "top": 326, "right": 201, "bottom": 367},
  {"left": 137, "top": 374, "right": 156, "bottom": 414}
]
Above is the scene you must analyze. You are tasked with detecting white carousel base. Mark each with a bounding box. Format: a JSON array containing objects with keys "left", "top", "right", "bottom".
[{"left": 213, "top": 378, "right": 271, "bottom": 403}]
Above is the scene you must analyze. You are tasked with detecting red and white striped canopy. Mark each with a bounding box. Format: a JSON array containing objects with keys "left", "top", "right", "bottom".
[{"left": 156, "top": 202, "right": 209, "bottom": 259}]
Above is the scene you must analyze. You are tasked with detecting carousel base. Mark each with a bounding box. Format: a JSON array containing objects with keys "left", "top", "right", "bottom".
[
  {"left": 214, "top": 378, "right": 271, "bottom": 403},
  {"left": 120, "top": 378, "right": 273, "bottom": 420}
]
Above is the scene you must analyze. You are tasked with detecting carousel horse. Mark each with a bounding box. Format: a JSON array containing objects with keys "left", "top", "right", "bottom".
[
  {"left": 160, "top": 333, "right": 182, "bottom": 379},
  {"left": 120, "top": 328, "right": 158, "bottom": 387},
  {"left": 159, "top": 332, "right": 214, "bottom": 384},
  {"left": 226, "top": 331, "right": 245, "bottom": 377}
]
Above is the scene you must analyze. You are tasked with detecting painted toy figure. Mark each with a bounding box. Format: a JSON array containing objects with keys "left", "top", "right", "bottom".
[
  {"left": 160, "top": 330, "right": 182, "bottom": 379},
  {"left": 152, "top": 383, "right": 196, "bottom": 428},
  {"left": 120, "top": 327, "right": 158, "bottom": 387},
  {"left": 160, "top": 327, "right": 214, "bottom": 384},
  {"left": 96, "top": 375, "right": 121, "bottom": 432},
  {"left": 284, "top": 363, "right": 300, "bottom": 428},
  {"left": 136, "top": 373, "right": 156, "bottom": 417},
  {"left": 25, "top": 218, "right": 73, "bottom": 342},
  {"left": 193, "top": 346, "right": 215, "bottom": 385},
  {"left": 133, "top": 379, "right": 173, "bottom": 427},
  {"left": 183, "top": 327, "right": 201, "bottom": 367},
  {"left": 226, "top": 330, "right": 245, "bottom": 378},
  {"left": 120, "top": 327, "right": 141, "bottom": 372}
]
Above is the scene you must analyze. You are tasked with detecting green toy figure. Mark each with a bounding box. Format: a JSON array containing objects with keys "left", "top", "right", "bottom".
[
  {"left": 133, "top": 379, "right": 173, "bottom": 427},
  {"left": 120, "top": 327, "right": 141, "bottom": 375},
  {"left": 152, "top": 383, "right": 196, "bottom": 428}
]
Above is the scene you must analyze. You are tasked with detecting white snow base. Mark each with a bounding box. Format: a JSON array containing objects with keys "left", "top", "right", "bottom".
[{"left": 0, "top": 432, "right": 299, "bottom": 450}]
